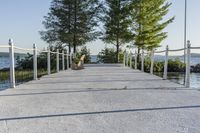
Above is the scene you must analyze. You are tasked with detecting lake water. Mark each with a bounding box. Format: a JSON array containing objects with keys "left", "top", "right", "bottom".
[
  {"left": 155, "top": 72, "right": 200, "bottom": 88},
  {"left": 0, "top": 57, "right": 10, "bottom": 69}
]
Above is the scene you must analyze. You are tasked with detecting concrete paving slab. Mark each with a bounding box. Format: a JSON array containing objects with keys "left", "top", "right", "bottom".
[{"left": 0, "top": 64, "right": 200, "bottom": 133}]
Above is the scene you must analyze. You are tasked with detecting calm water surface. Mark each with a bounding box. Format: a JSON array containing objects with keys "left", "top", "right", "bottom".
[{"left": 155, "top": 72, "right": 200, "bottom": 88}]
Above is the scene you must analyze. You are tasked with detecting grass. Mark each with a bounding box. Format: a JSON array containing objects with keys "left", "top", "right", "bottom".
[{"left": 0, "top": 69, "right": 49, "bottom": 87}]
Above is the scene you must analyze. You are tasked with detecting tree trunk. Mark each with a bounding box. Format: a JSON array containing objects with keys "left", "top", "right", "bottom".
[
  {"left": 68, "top": 3, "right": 72, "bottom": 54},
  {"left": 116, "top": 0, "right": 120, "bottom": 63},
  {"left": 73, "top": 0, "right": 77, "bottom": 54},
  {"left": 68, "top": 43, "right": 71, "bottom": 54},
  {"left": 68, "top": 43, "right": 71, "bottom": 68},
  {"left": 73, "top": 37, "right": 76, "bottom": 53},
  {"left": 137, "top": 48, "right": 141, "bottom": 69},
  {"left": 116, "top": 39, "right": 119, "bottom": 63}
]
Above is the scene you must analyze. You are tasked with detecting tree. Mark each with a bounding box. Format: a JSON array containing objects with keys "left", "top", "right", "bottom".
[
  {"left": 102, "top": 0, "right": 132, "bottom": 63},
  {"left": 40, "top": 0, "right": 102, "bottom": 53},
  {"left": 130, "top": 0, "right": 174, "bottom": 51}
]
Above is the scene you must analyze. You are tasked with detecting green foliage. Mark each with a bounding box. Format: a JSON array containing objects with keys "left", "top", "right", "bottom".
[
  {"left": 167, "top": 58, "right": 186, "bottom": 72},
  {"left": 40, "top": 0, "right": 102, "bottom": 53},
  {"left": 97, "top": 48, "right": 124, "bottom": 63},
  {"left": 16, "top": 53, "right": 33, "bottom": 70},
  {"left": 136, "top": 57, "right": 185, "bottom": 72},
  {"left": 191, "top": 64, "right": 200, "bottom": 73},
  {"left": 16, "top": 53, "right": 48, "bottom": 70},
  {"left": 129, "top": 0, "right": 174, "bottom": 50},
  {"left": 76, "top": 46, "right": 91, "bottom": 64}
]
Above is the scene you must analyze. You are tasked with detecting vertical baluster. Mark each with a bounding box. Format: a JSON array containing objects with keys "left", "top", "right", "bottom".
[
  {"left": 135, "top": 50, "right": 137, "bottom": 69},
  {"left": 163, "top": 45, "right": 169, "bottom": 80},
  {"left": 185, "top": 40, "right": 191, "bottom": 88},
  {"left": 57, "top": 49, "right": 59, "bottom": 73},
  {"left": 130, "top": 53, "right": 132, "bottom": 68},
  {"left": 141, "top": 49, "right": 144, "bottom": 72},
  {"left": 150, "top": 49, "right": 154, "bottom": 74},
  {"left": 62, "top": 51, "right": 65, "bottom": 71},
  {"left": 47, "top": 47, "right": 51, "bottom": 75},
  {"left": 33, "top": 44, "right": 37, "bottom": 80},
  {"left": 9, "top": 39, "right": 15, "bottom": 88},
  {"left": 66, "top": 52, "right": 69, "bottom": 69},
  {"left": 123, "top": 52, "right": 126, "bottom": 67}
]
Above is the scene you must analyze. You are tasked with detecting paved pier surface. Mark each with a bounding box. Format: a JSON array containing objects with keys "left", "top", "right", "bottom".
[{"left": 0, "top": 64, "right": 200, "bottom": 133}]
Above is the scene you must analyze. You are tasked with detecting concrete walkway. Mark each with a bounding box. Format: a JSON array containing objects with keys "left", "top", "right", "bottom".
[{"left": 0, "top": 64, "right": 200, "bottom": 133}]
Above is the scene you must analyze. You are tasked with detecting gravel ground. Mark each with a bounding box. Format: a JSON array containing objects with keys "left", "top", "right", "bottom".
[{"left": 0, "top": 64, "right": 200, "bottom": 133}]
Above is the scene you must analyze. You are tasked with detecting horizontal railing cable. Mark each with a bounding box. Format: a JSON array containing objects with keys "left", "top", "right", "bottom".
[
  {"left": 154, "top": 50, "right": 166, "bottom": 54},
  {"left": 191, "top": 47, "right": 200, "bottom": 50},
  {"left": 0, "top": 45, "right": 10, "bottom": 48},
  {"left": 168, "top": 48, "right": 185, "bottom": 52},
  {"left": 14, "top": 46, "right": 34, "bottom": 51}
]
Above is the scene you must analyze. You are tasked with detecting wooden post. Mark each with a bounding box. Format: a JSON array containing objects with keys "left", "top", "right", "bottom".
[
  {"left": 150, "top": 50, "right": 154, "bottom": 74},
  {"left": 141, "top": 49, "right": 144, "bottom": 72},
  {"left": 62, "top": 51, "right": 65, "bottom": 71},
  {"left": 66, "top": 51, "right": 69, "bottom": 70},
  {"left": 130, "top": 53, "right": 132, "bottom": 68},
  {"left": 134, "top": 50, "right": 137, "bottom": 69},
  {"left": 70, "top": 53, "right": 73, "bottom": 69},
  {"left": 33, "top": 44, "right": 37, "bottom": 80},
  {"left": 123, "top": 52, "right": 126, "bottom": 67},
  {"left": 126, "top": 53, "right": 129, "bottom": 67},
  {"left": 185, "top": 40, "right": 191, "bottom": 88},
  {"left": 47, "top": 47, "right": 51, "bottom": 75},
  {"left": 57, "top": 49, "right": 59, "bottom": 73},
  {"left": 163, "top": 45, "right": 169, "bottom": 80},
  {"left": 9, "top": 39, "right": 15, "bottom": 88}
]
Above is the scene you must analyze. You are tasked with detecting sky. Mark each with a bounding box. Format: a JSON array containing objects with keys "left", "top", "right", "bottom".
[{"left": 0, "top": 0, "right": 200, "bottom": 55}]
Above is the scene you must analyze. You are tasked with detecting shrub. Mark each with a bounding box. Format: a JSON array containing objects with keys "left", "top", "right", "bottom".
[{"left": 97, "top": 48, "right": 124, "bottom": 63}]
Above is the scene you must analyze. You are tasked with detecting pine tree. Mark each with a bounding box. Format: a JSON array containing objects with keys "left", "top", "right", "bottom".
[
  {"left": 40, "top": 0, "right": 102, "bottom": 53},
  {"left": 130, "top": 0, "right": 174, "bottom": 51},
  {"left": 102, "top": 0, "right": 132, "bottom": 63}
]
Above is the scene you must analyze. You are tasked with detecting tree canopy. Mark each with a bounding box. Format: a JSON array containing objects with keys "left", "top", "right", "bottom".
[
  {"left": 40, "top": 0, "right": 102, "bottom": 53},
  {"left": 101, "top": 0, "right": 132, "bottom": 63},
  {"left": 41, "top": 0, "right": 174, "bottom": 59},
  {"left": 129, "top": 0, "right": 174, "bottom": 50}
]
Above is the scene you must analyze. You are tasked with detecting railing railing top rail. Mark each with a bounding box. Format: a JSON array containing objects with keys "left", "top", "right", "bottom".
[{"left": 0, "top": 45, "right": 10, "bottom": 48}]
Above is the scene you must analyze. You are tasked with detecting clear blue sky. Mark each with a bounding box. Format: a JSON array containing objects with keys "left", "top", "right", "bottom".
[{"left": 0, "top": 0, "right": 200, "bottom": 55}]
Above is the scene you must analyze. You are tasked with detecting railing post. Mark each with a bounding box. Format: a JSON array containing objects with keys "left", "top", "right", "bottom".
[
  {"left": 62, "top": 51, "right": 65, "bottom": 71},
  {"left": 70, "top": 53, "right": 73, "bottom": 69},
  {"left": 126, "top": 53, "right": 129, "bottom": 67},
  {"left": 33, "top": 44, "right": 37, "bottom": 80},
  {"left": 123, "top": 52, "right": 126, "bottom": 67},
  {"left": 135, "top": 50, "right": 137, "bottom": 69},
  {"left": 141, "top": 49, "right": 144, "bottom": 72},
  {"left": 66, "top": 51, "right": 69, "bottom": 70},
  {"left": 150, "top": 49, "right": 154, "bottom": 74},
  {"left": 129, "top": 53, "right": 132, "bottom": 68},
  {"left": 56, "top": 49, "right": 59, "bottom": 73},
  {"left": 47, "top": 47, "right": 51, "bottom": 75},
  {"left": 9, "top": 39, "right": 15, "bottom": 88},
  {"left": 163, "top": 45, "right": 169, "bottom": 80},
  {"left": 185, "top": 40, "right": 191, "bottom": 88}
]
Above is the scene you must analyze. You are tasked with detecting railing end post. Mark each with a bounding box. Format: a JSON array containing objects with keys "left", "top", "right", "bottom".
[
  {"left": 57, "top": 49, "right": 59, "bottom": 73},
  {"left": 185, "top": 40, "right": 191, "bottom": 88},
  {"left": 9, "top": 39, "right": 15, "bottom": 88},
  {"left": 33, "top": 43, "right": 37, "bottom": 80}
]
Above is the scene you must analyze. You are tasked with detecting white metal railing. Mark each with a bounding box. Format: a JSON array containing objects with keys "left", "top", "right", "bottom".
[
  {"left": 0, "top": 39, "right": 73, "bottom": 88},
  {"left": 124, "top": 40, "right": 198, "bottom": 88}
]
